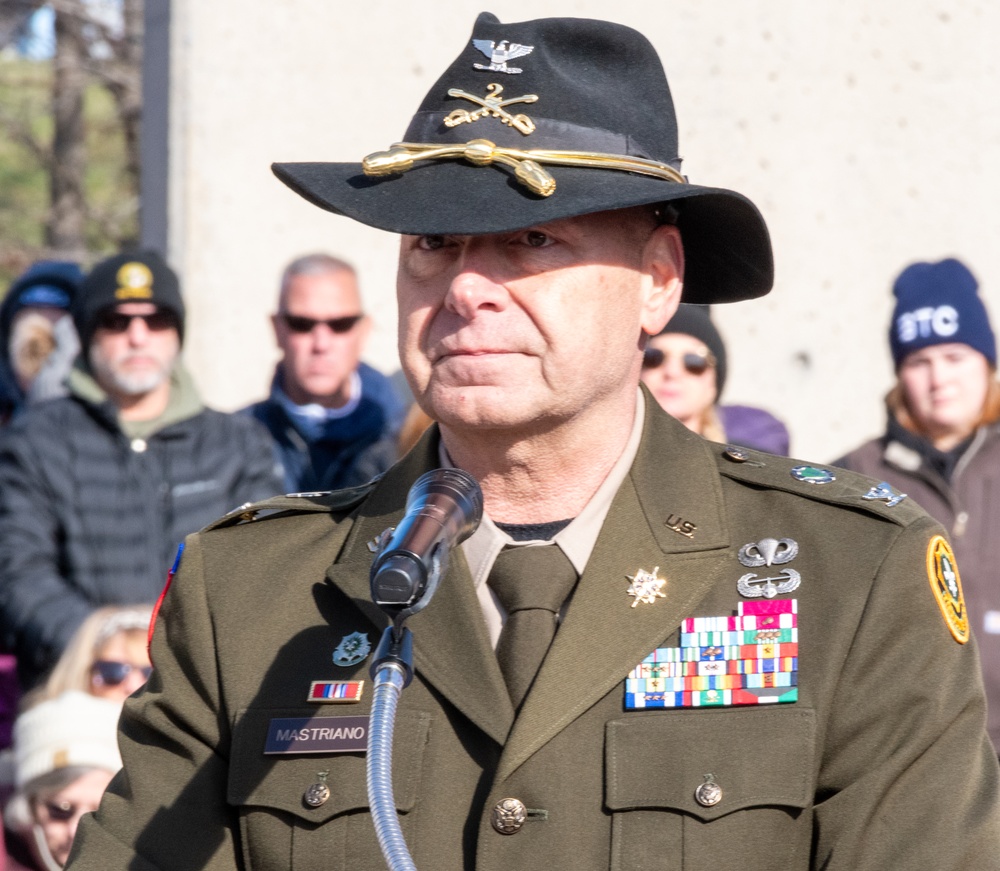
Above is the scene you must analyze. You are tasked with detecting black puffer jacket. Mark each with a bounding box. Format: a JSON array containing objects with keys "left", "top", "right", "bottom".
[{"left": 0, "top": 364, "right": 284, "bottom": 686}]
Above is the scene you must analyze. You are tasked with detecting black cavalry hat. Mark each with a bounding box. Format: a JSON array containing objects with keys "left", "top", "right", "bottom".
[{"left": 273, "top": 12, "right": 773, "bottom": 304}]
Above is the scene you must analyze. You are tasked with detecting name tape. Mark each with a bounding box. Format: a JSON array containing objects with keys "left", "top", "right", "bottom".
[{"left": 265, "top": 715, "right": 368, "bottom": 755}]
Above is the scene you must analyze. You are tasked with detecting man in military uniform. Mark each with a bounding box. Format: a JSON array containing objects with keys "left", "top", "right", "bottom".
[{"left": 68, "top": 12, "right": 1000, "bottom": 871}]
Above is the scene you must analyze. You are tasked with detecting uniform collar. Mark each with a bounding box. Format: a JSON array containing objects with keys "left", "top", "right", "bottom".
[{"left": 459, "top": 388, "right": 646, "bottom": 588}]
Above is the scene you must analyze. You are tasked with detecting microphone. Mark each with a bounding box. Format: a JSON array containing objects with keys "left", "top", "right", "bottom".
[{"left": 370, "top": 468, "right": 483, "bottom": 619}]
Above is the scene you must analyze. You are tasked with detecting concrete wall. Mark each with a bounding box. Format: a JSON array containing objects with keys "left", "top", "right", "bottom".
[{"left": 164, "top": 1, "right": 1000, "bottom": 462}]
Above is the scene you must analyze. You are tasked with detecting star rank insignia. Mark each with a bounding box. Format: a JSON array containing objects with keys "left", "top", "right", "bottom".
[{"left": 626, "top": 567, "right": 667, "bottom": 608}]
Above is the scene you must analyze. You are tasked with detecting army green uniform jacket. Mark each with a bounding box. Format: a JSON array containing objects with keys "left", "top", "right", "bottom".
[{"left": 69, "top": 398, "right": 1000, "bottom": 870}]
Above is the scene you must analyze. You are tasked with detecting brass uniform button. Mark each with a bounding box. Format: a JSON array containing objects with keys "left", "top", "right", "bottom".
[
  {"left": 304, "top": 782, "right": 330, "bottom": 808},
  {"left": 491, "top": 797, "right": 527, "bottom": 834},
  {"left": 723, "top": 446, "right": 749, "bottom": 463},
  {"left": 694, "top": 775, "right": 722, "bottom": 808}
]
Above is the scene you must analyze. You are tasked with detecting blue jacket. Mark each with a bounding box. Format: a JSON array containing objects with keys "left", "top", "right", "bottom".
[{"left": 244, "top": 363, "right": 405, "bottom": 493}]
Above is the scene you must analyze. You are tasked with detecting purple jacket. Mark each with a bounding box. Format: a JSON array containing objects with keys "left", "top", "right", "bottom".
[{"left": 719, "top": 404, "right": 791, "bottom": 455}]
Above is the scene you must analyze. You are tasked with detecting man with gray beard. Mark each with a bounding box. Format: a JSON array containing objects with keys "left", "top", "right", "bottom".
[{"left": 0, "top": 250, "right": 283, "bottom": 689}]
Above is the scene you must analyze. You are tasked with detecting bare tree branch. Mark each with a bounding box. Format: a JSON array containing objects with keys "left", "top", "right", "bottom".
[
  {"left": 0, "top": 104, "right": 52, "bottom": 168},
  {"left": 3, "top": 0, "right": 143, "bottom": 260}
]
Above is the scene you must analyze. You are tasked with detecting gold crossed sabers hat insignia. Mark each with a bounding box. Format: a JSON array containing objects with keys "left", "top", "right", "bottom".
[{"left": 444, "top": 84, "right": 538, "bottom": 136}]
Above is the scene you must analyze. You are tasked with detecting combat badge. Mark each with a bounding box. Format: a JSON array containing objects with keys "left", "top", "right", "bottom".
[
  {"left": 926, "top": 535, "right": 969, "bottom": 644},
  {"left": 737, "top": 537, "right": 801, "bottom": 599},
  {"left": 626, "top": 567, "right": 667, "bottom": 607},
  {"left": 333, "top": 632, "right": 371, "bottom": 667}
]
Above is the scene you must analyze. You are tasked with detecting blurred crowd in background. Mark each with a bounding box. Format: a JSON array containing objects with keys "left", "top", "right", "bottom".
[{"left": 0, "top": 243, "right": 996, "bottom": 867}]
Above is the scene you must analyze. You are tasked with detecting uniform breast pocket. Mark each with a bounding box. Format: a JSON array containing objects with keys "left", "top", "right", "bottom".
[
  {"left": 605, "top": 707, "right": 816, "bottom": 871},
  {"left": 227, "top": 707, "right": 431, "bottom": 871}
]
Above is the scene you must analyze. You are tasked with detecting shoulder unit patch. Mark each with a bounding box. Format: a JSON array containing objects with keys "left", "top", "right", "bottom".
[{"left": 926, "top": 535, "right": 969, "bottom": 644}]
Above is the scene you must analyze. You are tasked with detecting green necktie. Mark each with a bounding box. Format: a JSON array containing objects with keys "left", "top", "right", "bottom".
[{"left": 488, "top": 544, "right": 579, "bottom": 710}]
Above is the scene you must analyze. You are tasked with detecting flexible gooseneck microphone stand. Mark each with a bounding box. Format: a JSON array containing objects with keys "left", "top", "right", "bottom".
[{"left": 366, "top": 469, "right": 483, "bottom": 871}]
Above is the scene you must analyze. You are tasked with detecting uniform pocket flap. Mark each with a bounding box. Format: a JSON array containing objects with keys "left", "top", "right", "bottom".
[
  {"left": 605, "top": 707, "right": 815, "bottom": 822},
  {"left": 227, "top": 706, "right": 430, "bottom": 822}
]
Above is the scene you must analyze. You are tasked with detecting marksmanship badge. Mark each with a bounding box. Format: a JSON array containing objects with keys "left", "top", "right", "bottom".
[{"left": 926, "top": 535, "right": 969, "bottom": 644}]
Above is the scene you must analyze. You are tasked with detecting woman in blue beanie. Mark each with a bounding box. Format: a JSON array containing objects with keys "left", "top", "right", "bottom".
[{"left": 836, "top": 256, "right": 1000, "bottom": 754}]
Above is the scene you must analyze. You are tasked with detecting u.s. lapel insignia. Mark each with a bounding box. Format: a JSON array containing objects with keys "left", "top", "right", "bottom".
[
  {"left": 926, "top": 535, "right": 969, "bottom": 644},
  {"left": 444, "top": 83, "right": 538, "bottom": 135},
  {"left": 332, "top": 632, "right": 371, "bottom": 667},
  {"left": 737, "top": 537, "right": 801, "bottom": 599},
  {"left": 472, "top": 39, "right": 534, "bottom": 74},
  {"left": 861, "top": 481, "right": 907, "bottom": 507},
  {"left": 308, "top": 680, "right": 364, "bottom": 704},
  {"left": 626, "top": 567, "right": 667, "bottom": 607},
  {"left": 665, "top": 513, "right": 697, "bottom": 539}
]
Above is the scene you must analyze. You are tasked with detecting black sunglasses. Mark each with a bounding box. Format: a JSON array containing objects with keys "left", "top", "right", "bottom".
[
  {"left": 97, "top": 310, "right": 177, "bottom": 333},
  {"left": 36, "top": 798, "right": 81, "bottom": 824},
  {"left": 279, "top": 312, "right": 364, "bottom": 334},
  {"left": 91, "top": 660, "right": 152, "bottom": 686},
  {"left": 642, "top": 347, "right": 716, "bottom": 375}
]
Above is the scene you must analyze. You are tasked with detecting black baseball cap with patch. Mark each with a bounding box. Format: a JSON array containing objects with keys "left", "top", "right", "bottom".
[{"left": 273, "top": 12, "right": 773, "bottom": 304}]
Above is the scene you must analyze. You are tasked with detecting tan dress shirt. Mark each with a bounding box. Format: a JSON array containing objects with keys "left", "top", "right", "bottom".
[{"left": 442, "top": 391, "right": 646, "bottom": 648}]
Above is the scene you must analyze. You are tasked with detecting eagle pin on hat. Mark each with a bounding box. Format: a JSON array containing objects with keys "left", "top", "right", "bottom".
[{"left": 273, "top": 12, "right": 773, "bottom": 305}]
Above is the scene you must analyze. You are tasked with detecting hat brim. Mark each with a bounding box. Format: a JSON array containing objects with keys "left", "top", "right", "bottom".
[{"left": 272, "top": 160, "right": 773, "bottom": 305}]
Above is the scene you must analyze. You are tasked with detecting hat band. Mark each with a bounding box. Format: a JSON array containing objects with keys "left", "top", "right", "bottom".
[
  {"left": 403, "top": 110, "right": 672, "bottom": 163},
  {"left": 362, "top": 138, "right": 686, "bottom": 198}
]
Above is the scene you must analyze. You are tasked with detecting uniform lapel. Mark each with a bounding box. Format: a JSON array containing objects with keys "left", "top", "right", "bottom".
[
  {"left": 324, "top": 428, "right": 513, "bottom": 745},
  {"left": 497, "top": 399, "right": 733, "bottom": 781}
]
